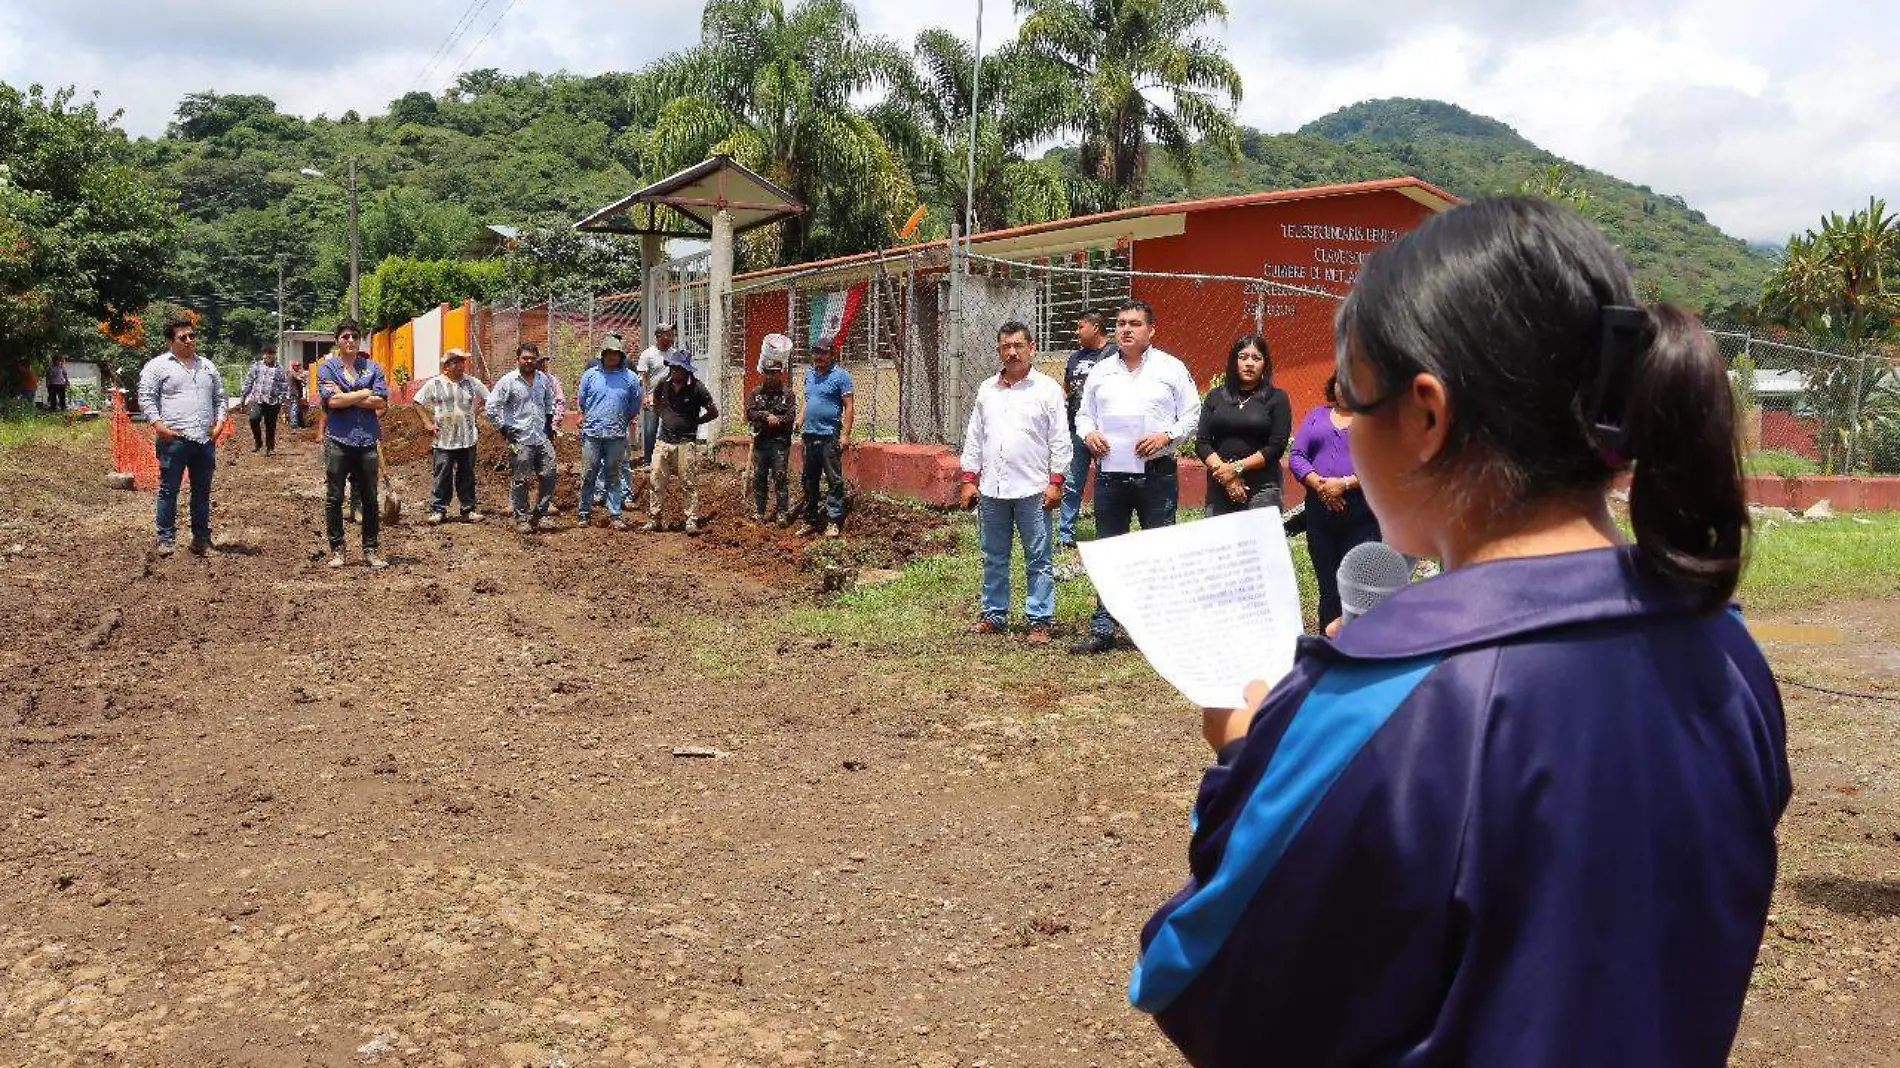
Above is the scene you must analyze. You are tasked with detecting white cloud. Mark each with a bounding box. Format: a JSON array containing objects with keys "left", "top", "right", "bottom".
[{"left": 0, "top": 0, "right": 1893, "bottom": 241}]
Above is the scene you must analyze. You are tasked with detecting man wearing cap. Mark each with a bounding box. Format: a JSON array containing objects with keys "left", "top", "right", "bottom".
[
  {"left": 316, "top": 318, "right": 391, "bottom": 570},
  {"left": 799, "top": 338, "right": 854, "bottom": 538},
  {"left": 744, "top": 349, "right": 799, "bottom": 524},
  {"left": 644, "top": 350, "right": 718, "bottom": 534},
  {"left": 138, "top": 315, "right": 229, "bottom": 557},
  {"left": 486, "top": 341, "right": 561, "bottom": 533},
  {"left": 576, "top": 333, "right": 643, "bottom": 530},
  {"left": 635, "top": 322, "right": 678, "bottom": 467},
  {"left": 411, "top": 347, "right": 490, "bottom": 524}
]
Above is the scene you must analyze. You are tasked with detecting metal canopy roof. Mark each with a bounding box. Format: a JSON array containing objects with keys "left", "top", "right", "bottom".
[{"left": 572, "top": 156, "right": 805, "bottom": 237}]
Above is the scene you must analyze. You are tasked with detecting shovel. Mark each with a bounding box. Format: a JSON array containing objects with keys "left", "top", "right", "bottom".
[{"left": 377, "top": 442, "right": 403, "bottom": 525}]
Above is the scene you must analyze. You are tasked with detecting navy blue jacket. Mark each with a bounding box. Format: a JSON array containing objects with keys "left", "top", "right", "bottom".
[{"left": 1133, "top": 547, "right": 1789, "bottom": 1067}]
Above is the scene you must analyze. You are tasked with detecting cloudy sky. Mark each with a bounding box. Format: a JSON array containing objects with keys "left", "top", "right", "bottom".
[{"left": 1, "top": 0, "right": 1892, "bottom": 243}]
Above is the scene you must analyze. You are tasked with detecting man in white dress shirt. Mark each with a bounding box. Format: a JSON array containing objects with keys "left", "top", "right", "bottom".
[
  {"left": 958, "top": 320, "right": 1072, "bottom": 645},
  {"left": 1069, "top": 298, "right": 1200, "bottom": 654}
]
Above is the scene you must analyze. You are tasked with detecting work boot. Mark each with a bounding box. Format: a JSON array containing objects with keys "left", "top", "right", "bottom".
[
  {"left": 1025, "top": 624, "right": 1053, "bottom": 645},
  {"left": 155, "top": 540, "right": 176, "bottom": 558},
  {"left": 1068, "top": 633, "right": 1115, "bottom": 655},
  {"left": 189, "top": 538, "right": 210, "bottom": 557},
  {"left": 971, "top": 618, "right": 1006, "bottom": 636}
]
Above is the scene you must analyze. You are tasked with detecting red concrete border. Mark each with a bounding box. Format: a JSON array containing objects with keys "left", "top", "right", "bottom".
[{"left": 707, "top": 440, "right": 1900, "bottom": 513}]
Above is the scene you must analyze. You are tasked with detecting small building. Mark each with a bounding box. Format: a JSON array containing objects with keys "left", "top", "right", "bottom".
[{"left": 726, "top": 176, "right": 1458, "bottom": 433}]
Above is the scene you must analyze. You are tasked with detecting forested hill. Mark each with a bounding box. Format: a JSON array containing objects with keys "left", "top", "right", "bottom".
[{"left": 1130, "top": 98, "right": 1773, "bottom": 312}]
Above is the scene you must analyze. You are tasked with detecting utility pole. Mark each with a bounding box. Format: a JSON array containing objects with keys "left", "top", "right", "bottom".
[
  {"left": 347, "top": 157, "right": 361, "bottom": 323},
  {"left": 964, "top": 0, "right": 984, "bottom": 244}
]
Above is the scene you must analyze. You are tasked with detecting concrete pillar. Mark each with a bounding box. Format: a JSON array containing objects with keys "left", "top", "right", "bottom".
[
  {"left": 707, "top": 208, "right": 734, "bottom": 440},
  {"left": 640, "top": 233, "right": 664, "bottom": 348}
]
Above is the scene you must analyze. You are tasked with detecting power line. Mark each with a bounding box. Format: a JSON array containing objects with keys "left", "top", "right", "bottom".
[
  {"left": 445, "top": 0, "right": 527, "bottom": 88},
  {"left": 409, "top": 0, "right": 497, "bottom": 95}
]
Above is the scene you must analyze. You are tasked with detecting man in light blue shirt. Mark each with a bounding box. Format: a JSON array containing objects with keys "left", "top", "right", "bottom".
[
  {"left": 799, "top": 337, "right": 855, "bottom": 538},
  {"left": 486, "top": 341, "right": 560, "bottom": 533},
  {"left": 136, "top": 315, "right": 228, "bottom": 557},
  {"left": 575, "top": 334, "right": 642, "bottom": 530}
]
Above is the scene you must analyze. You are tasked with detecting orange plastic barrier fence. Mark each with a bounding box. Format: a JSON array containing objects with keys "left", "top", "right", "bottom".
[{"left": 109, "top": 390, "right": 237, "bottom": 491}]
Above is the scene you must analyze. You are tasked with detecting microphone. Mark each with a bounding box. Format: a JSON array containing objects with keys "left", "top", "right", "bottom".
[{"left": 1338, "top": 542, "right": 1413, "bottom": 622}]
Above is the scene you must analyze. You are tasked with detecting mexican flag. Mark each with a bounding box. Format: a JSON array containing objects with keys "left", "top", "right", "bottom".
[{"left": 808, "top": 283, "right": 866, "bottom": 350}]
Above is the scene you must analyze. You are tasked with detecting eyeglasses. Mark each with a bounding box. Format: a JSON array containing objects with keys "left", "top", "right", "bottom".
[{"left": 176, "top": 333, "right": 196, "bottom": 341}]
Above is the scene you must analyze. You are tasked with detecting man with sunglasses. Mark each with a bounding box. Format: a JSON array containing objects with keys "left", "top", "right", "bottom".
[
  {"left": 316, "top": 319, "right": 391, "bottom": 569},
  {"left": 137, "top": 316, "right": 229, "bottom": 557}
]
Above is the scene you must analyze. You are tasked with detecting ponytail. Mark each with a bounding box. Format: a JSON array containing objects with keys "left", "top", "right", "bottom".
[{"left": 1621, "top": 304, "right": 1749, "bottom": 610}]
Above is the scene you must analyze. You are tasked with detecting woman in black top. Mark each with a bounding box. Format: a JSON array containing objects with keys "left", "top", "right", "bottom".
[{"left": 1196, "top": 334, "right": 1292, "bottom": 516}]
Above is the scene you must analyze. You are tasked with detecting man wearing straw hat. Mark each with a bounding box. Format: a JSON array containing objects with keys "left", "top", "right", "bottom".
[
  {"left": 575, "top": 333, "right": 643, "bottom": 530},
  {"left": 411, "top": 347, "right": 489, "bottom": 524}
]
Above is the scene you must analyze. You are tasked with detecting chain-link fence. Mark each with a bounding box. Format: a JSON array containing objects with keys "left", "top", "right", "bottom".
[
  {"left": 468, "top": 256, "right": 1899, "bottom": 475},
  {"left": 1715, "top": 329, "right": 1900, "bottom": 474},
  {"left": 714, "top": 245, "right": 1346, "bottom": 446}
]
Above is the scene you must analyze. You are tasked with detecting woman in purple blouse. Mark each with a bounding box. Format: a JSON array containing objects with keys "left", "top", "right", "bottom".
[{"left": 1288, "top": 374, "right": 1383, "bottom": 626}]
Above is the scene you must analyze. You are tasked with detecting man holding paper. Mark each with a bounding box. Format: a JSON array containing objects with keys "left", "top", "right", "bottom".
[
  {"left": 1070, "top": 298, "right": 1201, "bottom": 655},
  {"left": 958, "top": 321, "right": 1071, "bottom": 643}
]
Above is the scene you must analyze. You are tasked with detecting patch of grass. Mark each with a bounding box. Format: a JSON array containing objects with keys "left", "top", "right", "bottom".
[
  {"left": 0, "top": 410, "right": 105, "bottom": 451},
  {"left": 1741, "top": 513, "right": 1900, "bottom": 611},
  {"left": 1743, "top": 450, "right": 1823, "bottom": 478},
  {"left": 783, "top": 508, "right": 1322, "bottom": 645}
]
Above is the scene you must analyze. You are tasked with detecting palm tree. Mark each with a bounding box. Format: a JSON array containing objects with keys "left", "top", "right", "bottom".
[
  {"left": 632, "top": 0, "right": 919, "bottom": 264},
  {"left": 1014, "top": 0, "right": 1243, "bottom": 205},
  {"left": 870, "top": 28, "right": 1073, "bottom": 235},
  {"left": 1761, "top": 198, "right": 1900, "bottom": 350},
  {"left": 1760, "top": 197, "right": 1900, "bottom": 470}
]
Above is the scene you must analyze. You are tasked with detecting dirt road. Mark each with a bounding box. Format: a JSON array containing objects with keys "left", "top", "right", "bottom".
[{"left": 2, "top": 428, "right": 1895, "bottom": 1067}]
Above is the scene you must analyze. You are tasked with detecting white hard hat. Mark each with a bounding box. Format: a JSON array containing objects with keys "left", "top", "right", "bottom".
[{"left": 758, "top": 333, "right": 793, "bottom": 373}]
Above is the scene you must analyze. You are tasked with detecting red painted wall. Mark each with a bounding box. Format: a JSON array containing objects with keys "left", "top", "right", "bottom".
[{"left": 1130, "top": 190, "right": 1439, "bottom": 420}]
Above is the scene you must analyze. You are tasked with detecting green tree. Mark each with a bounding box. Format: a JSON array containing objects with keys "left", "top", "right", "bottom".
[
  {"left": 871, "top": 29, "right": 1073, "bottom": 235},
  {"left": 1760, "top": 198, "right": 1900, "bottom": 470},
  {"left": 1014, "top": 0, "right": 1242, "bottom": 204},
  {"left": 0, "top": 82, "right": 179, "bottom": 379},
  {"left": 632, "top": 0, "right": 918, "bottom": 263}
]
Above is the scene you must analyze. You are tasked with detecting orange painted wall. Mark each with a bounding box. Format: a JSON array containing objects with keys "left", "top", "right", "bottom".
[{"left": 1130, "top": 189, "right": 1439, "bottom": 418}]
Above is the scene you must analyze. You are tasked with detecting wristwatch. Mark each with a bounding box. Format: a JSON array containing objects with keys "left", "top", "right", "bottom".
[{"left": 1227, "top": 461, "right": 1245, "bottom": 479}]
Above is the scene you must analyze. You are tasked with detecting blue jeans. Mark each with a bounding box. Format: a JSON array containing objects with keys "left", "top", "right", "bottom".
[
  {"left": 801, "top": 434, "right": 847, "bottom": 523},
  {"left": 1057, "top": 432, "right": 1093, "bottom": 545},
  {"left": 509, "top": 440, "right": 559, "bottom": 521},
  {"left": 154, "top": 436, "right": 215, "bottom": 544},
  {"left": 979, "top": 494, "right": 1055, "bottom": 625},
  {"left": 579, "top": 435, "right": 629, "bottom": 518},
  {"left": 1088, "top": 463, "right": 1178, "bottom": 637},
  {"left": 641, "top": 408, "right": 659, "bottom": 466}
]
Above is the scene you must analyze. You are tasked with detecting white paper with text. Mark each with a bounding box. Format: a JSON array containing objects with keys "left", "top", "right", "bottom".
[{"left": 1078, "top": 508, "right": 1303, "bottom": 709}]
